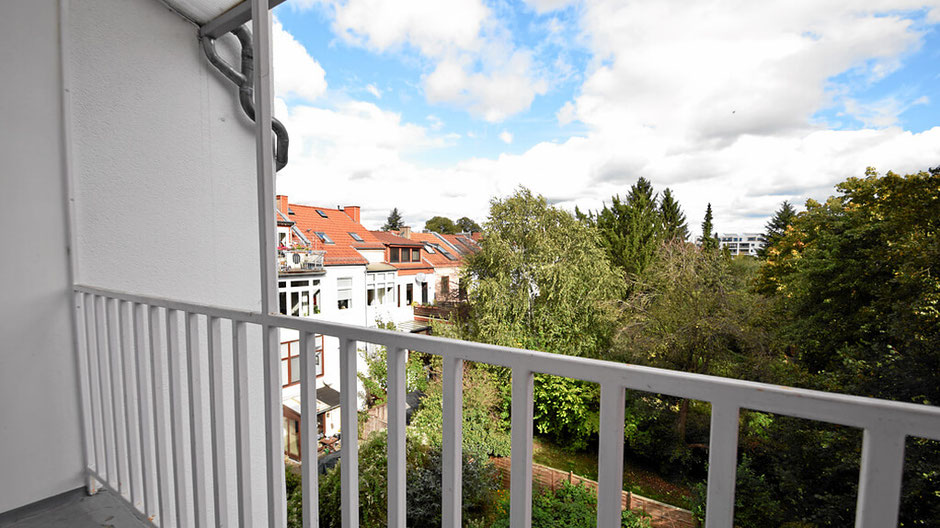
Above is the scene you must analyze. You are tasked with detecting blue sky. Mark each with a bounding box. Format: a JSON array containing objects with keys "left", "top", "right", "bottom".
[{"left": 270, "top": 0, "right": 940, "bottom": 234}]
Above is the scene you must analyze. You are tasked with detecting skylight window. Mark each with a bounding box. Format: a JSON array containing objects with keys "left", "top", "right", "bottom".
[
  {"left": 288, "top": 208, "right": 295, "bottom": 215},
  {"left": 349, "top": 232, "right": 365, "bottom": 242},
  {"left": 314, "top": 231, "right": 333, "bottom": 244},
  {"left": 316, "top": 210, "right": 328, "bottom": 218},
  {"left": 432, "top": 243, "right": 455, "bottom": 260},
  {"left": 423, "top": 243, "right": 436, "bottom": 253}
]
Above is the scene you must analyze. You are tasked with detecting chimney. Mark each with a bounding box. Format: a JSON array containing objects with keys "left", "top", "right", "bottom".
[
  {"left": 276, "top": 195, "right": 289, "bottom": 215},
  {"left": 401, "top": 226, "right": 412, "bottom": 239},
  {"left": 343, "top": 206, "right": 361, "bottom": 223}
]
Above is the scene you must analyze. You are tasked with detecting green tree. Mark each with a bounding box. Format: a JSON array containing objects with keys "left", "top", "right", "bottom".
[
  {"left": 659, "top": 188, "right": 689, "bottom": 242},
  {"left": 757, "top": 167, "right": 940, "bottom": 526},
  {"left": 757, "top": 200, "right": 796, "bottom": 259},
  {"left": 409, "top": 363, "right": 512, "bottom": 458},
  {"left": 587, "top": 177, "right": 663, "bottom": 277},
  {"left": 307, "top": 432, "right": 499, "bottom": 528},
  {"left": 456, "top": 216, "right": 482, "bottom": 233},
  {"left": 458, "top": 187, "right": 623, "bottom": 358},
  {"left": 382, "top": 207, "right": 405, "bottom": 230},
  {"left": 614, "top": 241, "right": 782, "bottom": 444},
  {"left": 698, "top": 203, "right": 718, "bottom": 250},
  {"left": 425, "top": 215, "right": 458, "bottom": 234}
]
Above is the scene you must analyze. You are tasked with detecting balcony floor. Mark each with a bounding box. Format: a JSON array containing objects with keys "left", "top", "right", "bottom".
[{"left": 0, "top": 488, "right": 150, "bottom": 528}]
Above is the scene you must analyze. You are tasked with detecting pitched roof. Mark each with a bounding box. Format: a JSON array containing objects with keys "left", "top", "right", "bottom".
[
  {"left": 277, "top": 201, "right": 381, "bottom": 266},
  {"left": 409, "top": 232, "right": 461, "bottom": 266},
  {"left": 371, "top": 231, "right": 423, "bottom": 247},
  {"left": 437, "top": 233, "right": 481, "bottom": 256}
]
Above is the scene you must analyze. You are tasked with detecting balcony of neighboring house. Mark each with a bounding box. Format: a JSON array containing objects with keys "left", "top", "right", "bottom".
[{"left": 2, "top": 2, "right": 940, "bottom": 528}]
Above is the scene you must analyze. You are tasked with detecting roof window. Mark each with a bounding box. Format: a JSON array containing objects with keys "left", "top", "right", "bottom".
[
  {"left": 316, "top": 210, "right": 328, "bottom": 218},
  {"left": 314, "top": 231, "right": 334, "bottom": 244},
  {"left": 349, "top": 232, "right": 365, "bottom": 242}
]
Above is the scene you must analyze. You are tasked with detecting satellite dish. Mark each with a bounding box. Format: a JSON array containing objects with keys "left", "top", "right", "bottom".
[
  {"left": 416, "top": 273, "right": 427, "bottom": 283},
  {"left": 292, "top": 253, "right": 301, "bottom": 264}
]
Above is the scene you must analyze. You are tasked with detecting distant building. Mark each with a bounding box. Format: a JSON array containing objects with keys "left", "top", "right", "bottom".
[{"left": 718, "top": 232, "right": 763, "bottom": 256}]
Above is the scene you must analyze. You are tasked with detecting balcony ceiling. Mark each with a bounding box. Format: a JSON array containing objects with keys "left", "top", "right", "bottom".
[{"left": 161, "top": 0, "right": 243, "bottom": 24}]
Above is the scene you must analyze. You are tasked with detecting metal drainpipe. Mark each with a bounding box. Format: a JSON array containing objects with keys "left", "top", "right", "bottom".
[{"left": 201, "top": 26, "right": 289, "bottom": 171}]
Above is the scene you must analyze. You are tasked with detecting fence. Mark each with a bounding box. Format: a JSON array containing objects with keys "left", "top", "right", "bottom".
[
  {"left": 491, "top": 457, "right": 697, "bottom": 528},
  {"left": 72, "top": 284, "right": 940, "bottom": 528}
]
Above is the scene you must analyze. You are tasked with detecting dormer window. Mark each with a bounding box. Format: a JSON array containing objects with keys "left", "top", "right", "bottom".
[
  {"left": 390, "top": 247, "right": 400, "bottom": 263},
  {"left": 313, "top": 231, "right": 334, "bottom": 244},
  {"left": 411, "top": 248, "right": 421, "bottom": 262}
]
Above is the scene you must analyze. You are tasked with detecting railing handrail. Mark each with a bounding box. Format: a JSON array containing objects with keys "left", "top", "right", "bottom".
[{"left": 73, "top": 283, "right": 940, "bottom": 441}]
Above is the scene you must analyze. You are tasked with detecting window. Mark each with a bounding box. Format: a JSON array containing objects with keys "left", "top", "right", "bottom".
[
  {"left": 398, "top": 285, "right": 401, "bottom": 307},
  {"left": 390, "top": 247, "right": 400, "bottom": 263},
  {"left": 367, "top": 272, "right": 394, "bottom": 306},
  {"left": 337, "top": 277, "right": 352, "bottom": 310},
  {"left": 411, "top": 248, "right": 421, "bottom": 262},
  {"left": 316, "top": 209, "right": 328, "bottom": 218},
  {"left": 441, "top": 276, "right": 449, "bottom": 295},
  {"left": 424, "top": 243, "right": 435, "bottom": 253},
  {"left": 349, "top": 232, "right": 364, "bottom": 242},
  {"left": 406, "top": 283, "right": 413, "bottom": 305},
  {"left": 313, "top": 231, "right": 334, "bottom": 244},
  {"left": 421, "top": 282, "right": 428, "bottom": 304},
  {"left": 281, "top": 336, "right": 324, "bottom": 387}
]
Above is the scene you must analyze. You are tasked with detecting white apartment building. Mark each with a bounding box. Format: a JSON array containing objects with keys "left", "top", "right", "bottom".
[{"left": 719, "top": 232, "right": 764, "bottom": 256}]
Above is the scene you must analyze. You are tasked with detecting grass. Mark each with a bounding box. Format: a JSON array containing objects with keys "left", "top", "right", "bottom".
[{"left": 531, "top": 437, "right": 696, "bottom": 510}]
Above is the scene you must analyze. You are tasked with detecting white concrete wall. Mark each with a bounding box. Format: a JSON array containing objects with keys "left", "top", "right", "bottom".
[
  {"left": 1, "top": 0, "right": 276, "bottom": 519},
  {"left": 68, "top": 0, "right": 261, "bottom": 310},
  {"left": 0, "top": 1, "right": 85, "bottom": 514},
  {"left": 62, "top": 0, "right": 271, "bottom": 524}
]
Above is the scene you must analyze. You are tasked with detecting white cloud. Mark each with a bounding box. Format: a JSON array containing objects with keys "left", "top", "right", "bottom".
[
  {"left": 522, "top": 0, "right": 579, "bottom": 14},
  {"left": 272, "top": 18, "right": 327, "bottom": 101},
  {"left": 426, "top": 114, "right": 444, "bottom": 130},
  {"left": 499, "top": 130, "right": 514, "bottom": 144},
  {"left": 304, "top": 0, "right": 547, "bottom": 122},
  {"left": 275, "top": 1, "right": 940, "bottom": 234},
  {"left": 366, "top": 83, "right": 382, "bottom": 98}
]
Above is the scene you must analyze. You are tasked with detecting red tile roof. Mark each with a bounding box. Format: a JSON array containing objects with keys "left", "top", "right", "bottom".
[
  {"left": 371, "top": 231, "right": 434, "bottom": 274},
  {"left": 277, "top": 200, "right": 381, "bottom": 266},
  {"left": 371, "top": 231, "right": 423, "bottom": 247},
  {"left": 409, "top": 232, "right": 462, "bottom": 267}
]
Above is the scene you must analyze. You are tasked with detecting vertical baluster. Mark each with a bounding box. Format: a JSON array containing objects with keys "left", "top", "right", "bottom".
[
  {"left": 442, "top": 355, "right": 464, "bottom": 528},
  {"left": 85, "top": 295, "right": 105, "bottom": 483},
  {"left": 300, "top": 332, "right": 319, "bottom": 528},
  {"left": 597, "top": 383, "right": 626, "bottom": 527},
  {"left": 340, "top": 337, "right": 359, "bottom": 528},
  {"left": 120, "top": 301, "right": 144, "bottom": 510},
  {"left": 187, "top": 313, "right": 210, "bottom": 528},
  {"left": 107, "top": 298, "right": 129, "bottom": 497},
  {"left": 510, "top": 369, "right": 533, "bottom": 528},
  {"left": 263, "top": 325, "right": 286, "bottom": 528},
  {"left": 232, "top": 320, "right": 253, "bottom": 528},
  {"left": 95, "top": 296, "right": 117, "bottom": 487},
  {"left": 386, "top": 346, "right": 407, "bottom": 528},
  {"left": 705, "top": 403, "right": 739, "bottom": 527},
  {"left": 135, "top": 303, "right": 158, "bottom": 519},
  {"left": 207, "top": 316, "right": 231, "bottom": 527},
  {"left": 74, "top": 292, "right": 99, "bottom": 494},
  {"left": 854, "top": 428, "right": 905, "bottom": 528},
  {"left": 168, "top": 310, "right": 193, "bottom": 527},
  {"left": 150, "top": 306, "right": 174, "bottom": 527}
]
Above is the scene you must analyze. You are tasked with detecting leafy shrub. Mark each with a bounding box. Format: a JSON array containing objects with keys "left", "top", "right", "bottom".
[
  {"left": 300, "top": 431, "right": 499, "bottom": 528},
  {"left": 492, "top": 481, "right": 651, "bottom": 528}
]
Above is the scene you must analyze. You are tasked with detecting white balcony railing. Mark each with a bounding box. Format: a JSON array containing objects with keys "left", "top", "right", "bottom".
[{"left": 72, "top": 284, "right": 940, "bottom": 528}]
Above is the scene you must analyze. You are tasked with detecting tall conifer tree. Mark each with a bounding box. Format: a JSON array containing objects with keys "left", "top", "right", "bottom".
[
  {"left": 659, "top": 188, "right": 689, "bottom": 241},
  {"left": 699, "top": 203, "right": 718, "bottom": 250},
  {"left": 758, "top": 200, "right": 797, "bottom": 258}
]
